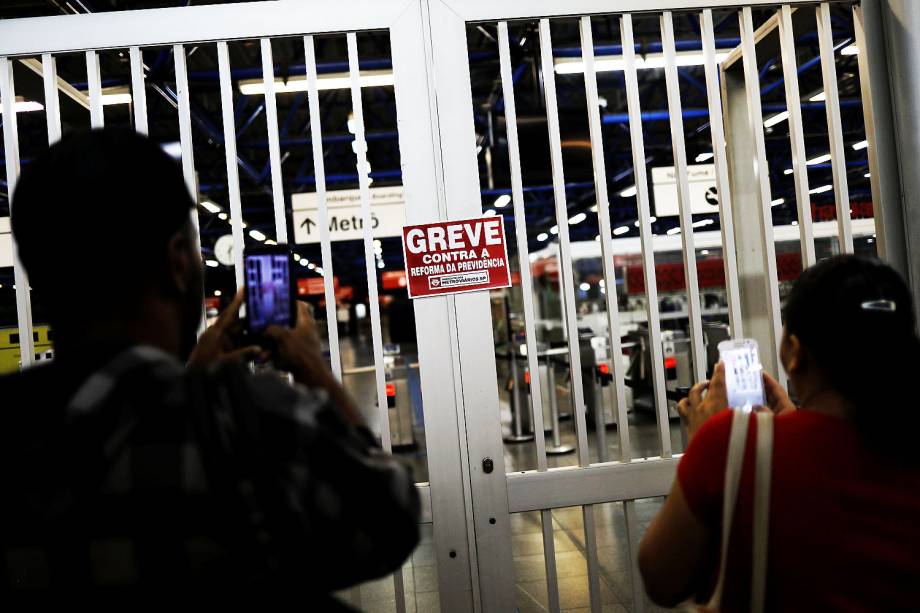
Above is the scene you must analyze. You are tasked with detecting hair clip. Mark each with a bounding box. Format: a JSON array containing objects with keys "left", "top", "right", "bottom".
[{"left": 861, "top": 299, "right": 896, "bottom": 312}]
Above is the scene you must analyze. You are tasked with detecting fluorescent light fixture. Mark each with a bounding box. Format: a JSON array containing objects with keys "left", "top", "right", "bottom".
[
  {"left": 613, "top": 225, "right": 630, "bottom": 236},
  {"left": 494, "top": 194, "right": 511, "bottom": 208},
  {"left": 666, "top": 227, "right": 681, "bottom": 235},
  {"left": 589, "top": 204, "right": 599, "bottom": 213},
  {"left": 550, "top": 225, "right": 559, "bottom": 235},
  {"left": 783, "top": 169, "right": 794, "bottom": 175},
  {"left": 619, "top": 185, "right": 637, "bottom": 198},
  {"left": 265, "top": 240, "right": 277, "bottom": 245},
  {"left": 792, "top": 220, "right": 799, "bottom": 226},
  {"left": 633, "top": 216, "right": 656, "bottom": 227},
  {"left": 807, "top": 153, "right": 832, "bottom": 165},
  {"left": 249, "top": 229, "right": 267, "bottom": 241},
  {"left": 764, "top": 111, "right": 789, "bottom": 128},
  {"left": 484, "top": 209, "right": 497, "bottom": 216},
  {"left": 214, "top": 290, "right": 222, "bottom": 297},
  {"left": 568, "top": 212, "right": 587, "bottom": 225},
  {"left": 701, "top": 249, "right": 710, "bottom": 255},
  {"left": 239, "top": 70, "right": 394, "bottom": 95},
  {"left": 695, "top": 152, "right": 714, "bottom": 163},
  {"left": 579, "top": 282, "right": 591, "bottom": 291},
  {"left": 554, "top": 50, "right": 730, "bottom": 74},
  {"left": 537, "top": 232, "right": 549, "bottom": 242},
  {"left": 809, "top": 184, "right": 833, "bottom": 194},
  {"left": 218, "top": 213, "right": 228, "bottom": 221},
  {"left": 102, "top": 93, "right": 132, "bottom": 106},
  {"left": 840, "top": 45, "right": 859, "bottom": 56},
  {"left": 852, "top": 140, "right": 868, "bottom": 151},
  {"left": 809, "top": 91, "right": 826, "bottom": 102},
  {"left": 0, "top": 98, "right": 44, "bottom": 114},
  {"left": 161, "top": 141, "right": 182, "bottom": 160},
  {"left": 771, "top": 198, "right": 785, "bottom": 206},
  {"left": 205, "top": 259, "right": 219, "bottom": 268},
  {"left": 864, "top": 172, "right": 871, "bottom": 178},
  {"left": 201, "top": 200, "right": 222, "bottom": 214},
  {"left": 692, "top": 219, "right": 714, "bottom": 228}
]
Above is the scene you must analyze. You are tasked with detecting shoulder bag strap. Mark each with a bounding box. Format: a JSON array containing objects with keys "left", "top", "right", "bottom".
[
  {"left": 750, "top": 411, "right": 774, "bottom": 613},
  {"left": 706, "top": 408, "right": 752, "bottom": 611}
]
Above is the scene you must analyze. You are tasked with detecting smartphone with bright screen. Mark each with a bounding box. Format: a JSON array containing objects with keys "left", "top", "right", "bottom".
[
  {"left": 244, "top": 245, "right": 294, "bottom": 335},
  {"left": 718, "top": 339, "right": 766, "bottom": 410}
]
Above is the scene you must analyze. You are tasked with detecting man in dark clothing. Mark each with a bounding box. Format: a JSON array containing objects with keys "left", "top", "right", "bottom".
[{"left": 0, "top": 130, "right": 419, "bottom": 601}]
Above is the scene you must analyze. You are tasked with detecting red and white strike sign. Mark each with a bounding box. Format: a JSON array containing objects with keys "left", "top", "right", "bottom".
[{"left": 401, "top": 216, "right": 512, "bottom": 299}]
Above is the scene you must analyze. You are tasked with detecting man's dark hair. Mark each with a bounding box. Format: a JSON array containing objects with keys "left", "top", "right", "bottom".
[
  {"left": 784, "top": 255, "right": 920, "bottom": 464},
  {"left": 12, "top": 129, "right": 195, "bottom": 327}
]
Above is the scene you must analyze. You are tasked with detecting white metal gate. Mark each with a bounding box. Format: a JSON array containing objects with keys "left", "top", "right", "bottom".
[{"left": 0, "top": 1, "right": 894, "bottom": 611}]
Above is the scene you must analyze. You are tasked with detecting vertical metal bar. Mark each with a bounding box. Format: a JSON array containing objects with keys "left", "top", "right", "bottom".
[
  {"left": 304, "top": 35, "right": 342, "bottom": 381},
  {"left": 41, "top": 54, "right": 62, "bottom": 145},
  {"left": 260, "top": 37, "right": 288, "bottom": 244},
  {"left": 217, "top": 41, "right": 245, "bottom": 290},
  {"left": 777, "top": 5, "right": 816, "bottom": 267},
  {"left": 621, "top": 14, "right": 672, "bottom": 458},
  {"left": 347, "top": 31, "right": 404, "bottom": 613},
  {"left": 0, "top": 57, "right": 35, "bottom": 368},
  {"left": 852, "top": 5, "right": 885, "bottom": 256},
  {"left": 700, "top": 10, "right": 742, "bottom": 338},
  {"left": 583, "top": 505, "right": 602, "bottom": 613},
  {"left": 86, "top": 49, "right": 103, "bottom": 129},
  {"left": 174, "top": 43, "right": 204, "bottom": 329},
  {"left": 740, "top": 7, "right": 785, "bottom": 387},
  {"left": 623, "top": 500, "right": 646, "bottom": 613},
  {"left": 661, "top": 11, "right": 706, "bottom": 385},
  {"left": 499, "top": 21, "right": 559, "bottom": 612},
  {"left": 129, "top": 46, "right": 148, "bottom": 136},
  {"left": 817, "top": 2, "right": 854, "bottom": 254},
  {"left": 580, "top": 16, "right": 632, "bottom": 462},
  {"left": 539, "top": 20, "right": 601, "bottom": 611}
]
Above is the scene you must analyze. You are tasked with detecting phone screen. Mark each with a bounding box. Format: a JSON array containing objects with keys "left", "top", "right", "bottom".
[
  {"left": 718, "top": 339, "right": 766, "bottom": 410},
  {"left": 244, "top": 251, "right": 292, "bottom": 334}
]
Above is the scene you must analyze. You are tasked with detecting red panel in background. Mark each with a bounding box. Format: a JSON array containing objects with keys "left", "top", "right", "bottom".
[
  {"left": 298, "top": 276, "right": 340, "bottom": 296},
  {"left": 382, "top": 270, "right": 408, "bottom": 290},
  {"left": 204, "top": 297, "right": 221, "bottom": 311},
  {"left": 624, "top": 253, "right": 803, "bottom": 294}
]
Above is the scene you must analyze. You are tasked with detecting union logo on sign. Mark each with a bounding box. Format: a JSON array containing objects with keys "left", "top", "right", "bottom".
[{"left": 431, "top": 279, "right": 441, "bottom": 287}]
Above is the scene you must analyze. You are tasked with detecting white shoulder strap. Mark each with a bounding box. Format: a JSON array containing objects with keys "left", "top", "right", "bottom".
[
  {"left": 750, "top": 411, "right": 774, "bottom": 613},
  {"left": 705, "top": 409, "right": 751, "bottom": 611}
]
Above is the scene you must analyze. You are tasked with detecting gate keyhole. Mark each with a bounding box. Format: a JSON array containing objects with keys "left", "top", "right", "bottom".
[{"left": 482, "top": 457, "right": 494, "bottom": 474}]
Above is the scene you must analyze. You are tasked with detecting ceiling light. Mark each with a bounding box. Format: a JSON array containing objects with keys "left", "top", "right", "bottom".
[
  {"left": 666, "top": 227, "right": 681, "bottom": 235},
  {"left": 218, "top": 213, "right": 228, "bottom": 221},
  {"left": 852, "top": 140, "right": 868, "bottom": 151},
  {"left": 634, "top": 215, "right": 657, "bottom": 227},
  {"left": 695, "top": 152, "right": 714, "bottom": 163},
  {"left": 579, "top": 282, "right": 591, "bottom": 291},
  {"left": 373, "top": 239, "right": 382, "bottom": 248},
  {"left": 568, "top": 212, "right": 587, "bottom": 225},
  {"left": 550, "top": 225, "right": 559, "bottom": 235},
  {"left": 809, "top": 91, "right": 826, "bottom": 102},
  {"left": 763, "top": 111, "right": 789, "bottom": 128},
  {"left": 102, "top": 93, "right": 132, "bottom": 106},
  {"left": 619, "top": 185, "right": 637, "bottom": 198},
  {"left": 377, "top": 261, "right": 385, "bottom": 269},
  {"left": 701, "top": 249, "right": 710, "bottom": 255},
  {"left": 537, "top": 232, "right": 549, "bottom": 241},
  {"left": 239, "top": 70, "right": 394, "bottom": 95},
  {"left": 201, "top": 200, "right": 222, "bottom": 214},
  {"left": 594, "top": 235, "right": 600, "bottom": 241},
  {"left": 554, "top": 50, "right": 731, "bottom": 74},
  {"left": 771, "top": 198, "right": 785, "bottom": 206},
  {"left": 205, "top": 259, "right": 219, "bottom": 268},
  {"left": 264, "top": 240, "right": 277, "bottom": 245},
  {"left": 783, "top": 168, "right": 794, "bottom": 175},
  {"left": 214, "top": 290, "right": 222, "bottom": 297},
  {"left": 809, "top": 184, "right": 833, "bottom": 194},
  {"left": 840, "top": 45, "right": 859, "bottom": 56},
  {"left": 484, "top": 209, "right": 497, "bottom": 216},
  {"left": 308, "top": 263, "right": 316, "bottom": 270},
  {"left": 692, "top": 219, "right": 714, "bottom": 228},
  {"left": 806, "top": 153, "right": 832, "bottom": 165},
  {"left": 864, "top": 172, "right": 871, "bottom": 178},
  {"left": 494, "top": 194, "right": 511, "bottom": 208},
  {"left": 293, "top": 253, "right": 301, "bottom": 261},
  {"left": 249, "top": 229, "right": 267, "bottom": 241},
  {"left": 792, "top": 220, "right": 799, "bottom": 226},
  {"left": 589, "top": 204, "right": 599, "bottom": 213},
  {"left": 347, "top": 114, "right": 356, "bottom": 134},
  {"left": 599, "top": 279, "right": 605, "bottom": 287},
  {"left": 613, "top": 226, "right": 630, "bottom": 236}
]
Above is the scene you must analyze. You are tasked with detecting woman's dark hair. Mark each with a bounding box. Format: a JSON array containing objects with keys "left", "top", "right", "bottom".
[{"left": 784, "top": 255, "right": 920, "bottom": 463}]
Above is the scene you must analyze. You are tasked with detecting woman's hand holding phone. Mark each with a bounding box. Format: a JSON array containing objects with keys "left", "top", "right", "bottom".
[
  {"left": 762, "top": 371, "right": 797, "bottom": 415},
  {"left": 678, "top": 362, "right": 729, "bottom": 442}
]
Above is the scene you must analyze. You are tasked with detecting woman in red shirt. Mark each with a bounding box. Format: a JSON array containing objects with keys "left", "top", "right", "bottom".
[{"left": 638, "top": 255, "right": 920, "bottom": 611}]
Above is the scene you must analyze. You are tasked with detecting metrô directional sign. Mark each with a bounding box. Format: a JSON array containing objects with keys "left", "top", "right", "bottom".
[{"left": 292, "top": 186, "right": 405, "bottom": 244}]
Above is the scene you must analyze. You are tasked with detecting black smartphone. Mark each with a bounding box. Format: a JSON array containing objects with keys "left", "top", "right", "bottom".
[{"left": 243, "top": 243, "right": 296, "bottom": 336}]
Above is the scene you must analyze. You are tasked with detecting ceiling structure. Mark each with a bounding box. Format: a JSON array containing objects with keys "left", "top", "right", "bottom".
[{"left": 0, "top": 1, "right": 870, "bottom": 323}]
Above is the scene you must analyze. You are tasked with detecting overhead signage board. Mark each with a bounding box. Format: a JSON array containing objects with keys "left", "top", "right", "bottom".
[
  {"left": 292, "top": 186, "right": 405, "bottom": 244},
  {"left": 652, "top": 164, "right": 720, "bottom": 217},
  {"left": 401, "top": 216, "right": 512, "bottom": 299},
  {"left": 0, "top": 217, "right": 12, "bottom": 269}
]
